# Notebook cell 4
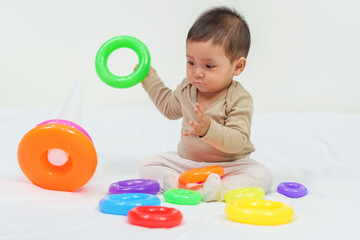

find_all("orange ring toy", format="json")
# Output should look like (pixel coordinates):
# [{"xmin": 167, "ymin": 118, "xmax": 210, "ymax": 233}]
[
  {"xmin": 179, "ymin": 165, "xmax": 224, "ymax": 184},
  {"xmin": 17, "ymin": 123, "xmax": 97, "ymax": 191}
]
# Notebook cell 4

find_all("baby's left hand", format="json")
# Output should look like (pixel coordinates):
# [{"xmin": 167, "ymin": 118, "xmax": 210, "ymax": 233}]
[{"xmin": 183, "ymin": 103, "xmax": 211, "ymax": 137}]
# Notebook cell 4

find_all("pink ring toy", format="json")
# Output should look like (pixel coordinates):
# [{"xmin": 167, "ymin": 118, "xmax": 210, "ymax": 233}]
[{"xmin": 37, "ymin": 119, "xmax": 93, "ymax": 143}]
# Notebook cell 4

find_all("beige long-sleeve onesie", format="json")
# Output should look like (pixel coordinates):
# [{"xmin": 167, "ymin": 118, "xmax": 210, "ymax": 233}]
[
  {"xmin": 142, "ymin": 73, "xmax": 255, "ymax": 162},
  {"xmin": 139, "ymin": 73, "xmax": 272, "ymax": 194}
]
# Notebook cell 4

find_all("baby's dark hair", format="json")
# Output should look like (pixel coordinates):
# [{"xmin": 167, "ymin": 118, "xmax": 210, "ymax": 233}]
[{"xmin": 187, "ymin": 6, "xmax": 251, "ymax": 62}]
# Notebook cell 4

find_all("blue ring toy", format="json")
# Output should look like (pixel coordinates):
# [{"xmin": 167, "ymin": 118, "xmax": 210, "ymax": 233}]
[{"xmin": 99, "ymin": 193, "xmax": 161, "ymax": 215}]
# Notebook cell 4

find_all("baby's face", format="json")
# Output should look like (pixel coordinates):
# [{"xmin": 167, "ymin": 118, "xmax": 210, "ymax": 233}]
[{"xmin": 186, "ymin": 40, "xmax": 239, "ymax": 94}]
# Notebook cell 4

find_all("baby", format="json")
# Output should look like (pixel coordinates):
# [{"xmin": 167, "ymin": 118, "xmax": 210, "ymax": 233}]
[{"xmin": 139, "ymin": 6, "xmax": 272, "ymax": 202}]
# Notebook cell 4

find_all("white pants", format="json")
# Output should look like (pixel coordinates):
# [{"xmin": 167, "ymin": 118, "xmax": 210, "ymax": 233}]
[{"xmin": 139, "ymin": 151, "xmax": 272, "ymax": 196}]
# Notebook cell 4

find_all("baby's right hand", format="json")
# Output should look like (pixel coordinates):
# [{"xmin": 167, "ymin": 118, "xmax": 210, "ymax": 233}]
[{"xmin": 134, "ymin": 65, "xmax": 156, "ymax": 84}]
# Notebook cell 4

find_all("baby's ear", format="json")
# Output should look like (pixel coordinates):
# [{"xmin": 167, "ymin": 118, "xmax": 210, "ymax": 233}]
[{"xmin": 234, "ymin": 57, "xmax": 246, "ymax": 76}]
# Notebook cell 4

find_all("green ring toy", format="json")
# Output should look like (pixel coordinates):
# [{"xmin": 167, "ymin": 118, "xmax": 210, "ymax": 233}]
[
  {"xmin": 95, "ymin": 36, "xmax": 151, "ymax": 89},
  {"xmin": 164, "ymin": 189, "xmax": 202, "ymax": 205}
]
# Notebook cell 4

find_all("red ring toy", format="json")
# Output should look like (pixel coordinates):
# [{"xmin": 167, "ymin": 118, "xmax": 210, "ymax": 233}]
[
  {"xmin": 179, "ymin": 165, "xmax": 224, "ymax": 184},
  {"xmin": 128, "ymin": 206, "xmax": 183, "ymax": 228}
]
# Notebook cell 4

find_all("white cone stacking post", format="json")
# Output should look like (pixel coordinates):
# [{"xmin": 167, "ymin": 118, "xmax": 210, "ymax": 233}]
[
  {"xmin": 58, "ymin": 80, "xmax": 84, "ymax": 124},
  {"xmin": 17, "ymin": 80, "xmax": 98, "ymax": 192},
  {"xmin": 47, "ymin": 80, "xmax": 86, "ymax": 167}
]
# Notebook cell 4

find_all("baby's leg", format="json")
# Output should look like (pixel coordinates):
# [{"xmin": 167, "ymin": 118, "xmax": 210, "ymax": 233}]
[
  {"xmin": 138, "ymin": 151, "xmax": 198, "ymax": 192},
  {"xmin": 221, "ymin": 156, "xmax": 272, "ymax": 199}
]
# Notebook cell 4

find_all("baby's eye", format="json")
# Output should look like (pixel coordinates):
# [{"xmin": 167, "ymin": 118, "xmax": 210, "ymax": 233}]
[
  {"xmin": 206, "ymin": 64, "xmax": 215, "ymax": 69},
  {"xmin": 187, "ymin": 61, "xmax": 195, "ymax": 66}
]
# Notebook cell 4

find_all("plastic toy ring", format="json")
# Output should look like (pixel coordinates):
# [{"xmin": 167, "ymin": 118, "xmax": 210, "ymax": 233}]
[
  {"xmin": 37, "ymin": 119, "xmax": 93, "ymax": 143},
  {"xmin": 17, "ymin": 124, "xmax": 97, "ymax": 191},
  {"xmin": 128, "ymin": 206, "xmax": 183, "ymax": 228},
  {"xmin": 224, "ymin": 187, "xmax": 265, "ymax": 203},
  {"xmin": 179, "ymin": 165, "xmax": 224, "ymax": 184},
  {"xmin": 99, "ymin": 193, "xmax": 161, "ymax": 216},
  {"xmin": 95, "ymin": 35, "xmax": 151, "ymax": 89},
  {"xmin": 225, "ymin": 199, "xmax": 294, "ymax": 225},
  {"xmin": 277, "ymin": 182, "xmax": 308, "ymax": 198},
  {"xmin": 164, "ymin": 189, "xmax": 202, "ymax": 205},
  {"xmin": 108, "ymin": 179, "xmax": 160, "ymax": 195}
]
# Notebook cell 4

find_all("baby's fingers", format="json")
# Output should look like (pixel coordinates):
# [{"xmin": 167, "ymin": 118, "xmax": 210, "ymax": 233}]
[
  {"xmin": 194, "ymin": 103, "xmax": 206, "ymax": 121},
  {"xmin": 194, "ymin": 107, "xmax": 203, "ymax": 122},
  {"xmin": 195, "ymin": 103, "xmax": 205, "ymax": 113},
  {"xmin": 183, "ymin": 130, "xmax": 195, "ymax": 136},
  {"xmin": 184, "ymin": 121, "xmax": 197, "ymax": 136}
]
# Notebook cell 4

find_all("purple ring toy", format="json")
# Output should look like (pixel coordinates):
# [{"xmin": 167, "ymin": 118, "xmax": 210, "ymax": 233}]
[
  {"xmin": 109, "ymin": 179, "xmax": 160, "ymax": 195},
  {"xmin": 277, "ymin": 182, "xmax": 308, "ymax": 198}
]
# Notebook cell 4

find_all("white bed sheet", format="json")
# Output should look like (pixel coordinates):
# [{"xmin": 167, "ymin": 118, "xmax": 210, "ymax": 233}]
[{"xmin": 1, "ymin": 106, "xmax": 359, "ymax": 240}]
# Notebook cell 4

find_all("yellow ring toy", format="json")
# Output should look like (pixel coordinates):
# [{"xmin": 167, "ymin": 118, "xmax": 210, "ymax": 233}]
[
  {"xmin": 225, "ymin": 199, "xmax": 294, "ymax": 225},
  {"xmin": 224, "ymin": 187, "xmax": 265, "ymax": 203}
]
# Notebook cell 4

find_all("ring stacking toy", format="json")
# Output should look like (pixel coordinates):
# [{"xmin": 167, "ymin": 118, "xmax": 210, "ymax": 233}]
[
  {"xmin": 224, "ymin": 187, "xmax": 265, "ymax": 203},
  {"xmin": 95, "ymin": 35, "xmax": 151, "ymax": 89},
  {"xmin": 179, "ymin": 165, "xmax": 224, "ymax": 184},
  {"xmin": 108, "ymin": 179, "xmax": 160, "ymax": 195},
  {"xmin": 37, "ymin": 119, "xmax": 93, "ymax": 143},
  {"xmin": 128, "ymin": 206, "xmax": 183, "ymax": 228},
  {"xmin": 99, "ymin": 193, "xmax": 161, "ymax": 216},
  {"xmin": 225, "ymin": 199, "xmax": 294, "ymax": 225},
  {"xmin": 277, "ymin": 182, "xmax": 308, "ymax": 198},
  {"xmin": 164, "ymin": 189, "xmax": 202, "ymax": 205},
  {"xmin": 17, "ymin": 121, "xmax": 97, "ymax": 191}
]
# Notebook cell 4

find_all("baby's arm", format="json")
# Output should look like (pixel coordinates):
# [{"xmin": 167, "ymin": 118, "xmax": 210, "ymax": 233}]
[
  {"xmin": 141, "ymin": 68, "xmax": 183, "ymax": 120},
  {"xmin": 204, "ymin": 96, "xmax": 253, "ymax": 153},
  {"xmin": 186, "ymin": 96, "xmax": 253, "ymax": 154},
  {"xmin": 140, "ymin": 66, "xmax": 157, "ymax": 85}
]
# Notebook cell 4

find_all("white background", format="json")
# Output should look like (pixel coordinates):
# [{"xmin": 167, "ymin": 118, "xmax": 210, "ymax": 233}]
[{"xmin": 0, "ymin": 0, "xmax": 359, "ymax": 112}]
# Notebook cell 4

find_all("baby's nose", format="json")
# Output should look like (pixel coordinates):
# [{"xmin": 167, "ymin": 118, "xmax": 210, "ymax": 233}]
[{"xmin": 194, "ymin": 69, "xmax": 204, "ymax": 78}]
